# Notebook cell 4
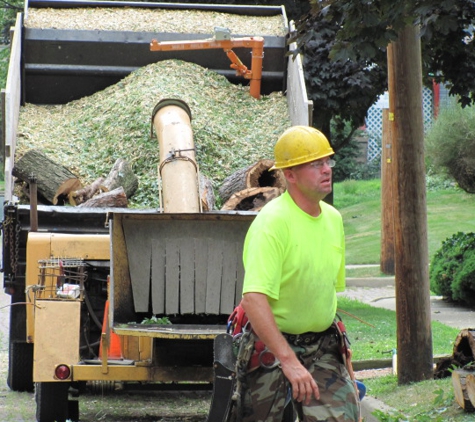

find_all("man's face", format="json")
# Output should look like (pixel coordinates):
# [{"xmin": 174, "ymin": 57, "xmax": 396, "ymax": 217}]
[{"xmin": 286, "ymin": 157, "xmax": 334, "ymax": 201}]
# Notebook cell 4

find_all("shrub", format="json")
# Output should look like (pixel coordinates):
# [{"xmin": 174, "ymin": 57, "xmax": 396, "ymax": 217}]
[
  {"xmin": 430, "ymin": 232, "xmax": 475, "ymax": 305},
  {"xmin": 425, "ymin": 102, "xmax": 475, "ymax": 193}
]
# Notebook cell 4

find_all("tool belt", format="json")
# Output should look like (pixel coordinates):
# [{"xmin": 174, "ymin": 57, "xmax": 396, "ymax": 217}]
[{"xmin": 282, "ymin": 325, "xmax": 338, "ymax": 346}]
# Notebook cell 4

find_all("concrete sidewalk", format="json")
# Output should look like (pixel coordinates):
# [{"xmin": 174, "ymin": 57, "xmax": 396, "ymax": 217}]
[{"xmin": 342, "ymin": 276, "xmax": 475, "ymax": 330}]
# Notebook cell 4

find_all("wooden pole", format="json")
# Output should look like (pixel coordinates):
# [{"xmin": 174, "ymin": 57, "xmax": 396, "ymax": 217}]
[
  {"xmin": 388, "ymin": 26, "xmax": 433, "ymax": 384},
  {"xmin": 380, "ymin": 107, "xmax": 395, "ymax": 275}
]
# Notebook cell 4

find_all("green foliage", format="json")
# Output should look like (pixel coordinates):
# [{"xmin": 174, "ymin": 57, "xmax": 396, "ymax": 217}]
[
  {"xmin": 312, "ymin": 0, "xmax": 475, "ymax": 107},
  {"xmin": 0, "ymin": 0, "xmax": 22, "ymax": 43},
  {"xmin": 425, "ymin": 102, "xmax": 475, "ymax": 193},
  {"xmin": 331, "ymin": 124, "xmax": 365, "ymax": 182},
  {"xmin": 430, "ymin": 232, "xmax": 475, "ymax": 304},
  {"xmin": 140, "ymin": 315, "xmax": 172, "ymax": 325},
  {"xmin": 291, "ymin": 9, "xmax": 387, "ymax": 140}
]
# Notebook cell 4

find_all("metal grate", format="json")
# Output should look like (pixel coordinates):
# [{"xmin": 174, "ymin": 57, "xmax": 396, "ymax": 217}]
[{"xmin": 37, "ymin": 258, "xmax": 87, "ymax": 300}]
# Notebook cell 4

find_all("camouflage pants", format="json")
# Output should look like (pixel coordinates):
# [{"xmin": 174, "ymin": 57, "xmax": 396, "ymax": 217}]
[{"xmin": 241, "ymin": 333, "xmax": 360, "ymax": 422}]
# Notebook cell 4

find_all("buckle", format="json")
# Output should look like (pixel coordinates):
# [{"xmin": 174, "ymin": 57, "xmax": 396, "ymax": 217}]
[{"xmin": 283, "ymin": 327, "xmax": 336, "ymax": 345}]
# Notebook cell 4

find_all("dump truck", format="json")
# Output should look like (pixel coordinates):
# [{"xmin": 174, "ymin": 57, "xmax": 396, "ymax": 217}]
[{"xmin": 1, "ymin": 1, "xmax": 313, "ymax": 421}]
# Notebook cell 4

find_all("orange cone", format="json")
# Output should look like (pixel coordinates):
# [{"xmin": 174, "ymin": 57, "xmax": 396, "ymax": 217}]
[{"xmin": 99, "ymin": 300, "xmax": 123, "ymax": 360}]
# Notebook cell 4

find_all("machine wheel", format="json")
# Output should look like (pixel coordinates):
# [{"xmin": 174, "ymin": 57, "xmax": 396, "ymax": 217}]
[
  {"xmin": 35, "ymin": 382, "xmax": 70, "ymax": 422},
  {"xmin": 7, "ymin": 341, "xmax": 34, "ymax": 392}
]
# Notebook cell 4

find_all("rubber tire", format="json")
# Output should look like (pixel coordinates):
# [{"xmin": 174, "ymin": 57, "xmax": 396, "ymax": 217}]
[
  {"xmin": 35, "ymin": 382, "xmax": 70, "ymax": 422},
  {"xmin": 68, "ymin": 399, "xmax": 80, "ymax": 422},
  {"xmin": 7, "ymin": 341, "xmax": 34, "ymax": 392}
]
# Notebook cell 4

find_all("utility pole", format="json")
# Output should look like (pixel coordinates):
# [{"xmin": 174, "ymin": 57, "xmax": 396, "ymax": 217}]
[
  {"xmin": 380, "ymin": 105, "xmax": 395, "ymax": 275},
  {"xmin": 387, "ymin": 26, "xmax": 433, "ymax": 384}
]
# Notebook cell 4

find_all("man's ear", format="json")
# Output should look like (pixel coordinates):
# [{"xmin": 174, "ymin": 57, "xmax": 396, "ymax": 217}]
[{"xmin": 283, "ymin": 168, "xmax": 296, "ymax": 184}]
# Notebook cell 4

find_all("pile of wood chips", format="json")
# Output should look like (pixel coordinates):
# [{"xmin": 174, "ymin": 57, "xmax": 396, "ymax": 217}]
[
  {"xmin": 25, "ymin": 7, "xmax": 287, "ymax": 36},
  {"xmin": 16, "ymin": 60, "xmax": 291, "ymax": 208}
]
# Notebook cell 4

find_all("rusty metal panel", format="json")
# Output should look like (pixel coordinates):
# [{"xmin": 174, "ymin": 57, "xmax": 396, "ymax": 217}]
[{"xmin": 33, "ymin": 300, "xmax": 80, "ymax": 382}]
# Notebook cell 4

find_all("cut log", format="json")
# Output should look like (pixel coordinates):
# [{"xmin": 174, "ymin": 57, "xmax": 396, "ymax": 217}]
[
  {"xmin": 78, "ymin": 187, "xmax": 128, "ymax": 208},
  {"xmin": 218, "ymin": 159, "xmax": 285, "ymax": 204},
  {"xmin": 102, "ymin": 158, "xmax": 138, "ymax": 198},
  {"xmin": 200, "ymin": 174, "xmax": 215, "ymax": 211},
  {"xmin": 221, "ymin": 187, "xmax": 283, "ymax": 212},
  {"xmin": 69, "ymin": 177, "xmax": 106, "ymax": 205},
  {"xmin": 466, "ymin": 372, "xmax": 475, "ymax": 407},
  {"xmin": 13, "ymin": 149, "xmax": 82, "ymax": 205},
  {"xmin": 452, "ymin": 369, "xmax": 475, "ymax": 411}
]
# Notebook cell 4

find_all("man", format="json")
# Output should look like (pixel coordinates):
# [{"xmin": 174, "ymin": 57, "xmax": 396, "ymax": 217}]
[{"xmin": 240, "ymin": 125, "xmax": 360, "ymax": 421}]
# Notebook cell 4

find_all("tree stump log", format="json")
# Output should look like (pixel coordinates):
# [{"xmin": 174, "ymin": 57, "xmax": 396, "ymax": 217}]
[
  {"xmin": 102, "ymin": 158, "xmax": 138, "ymax": 198},
  {"xmin": 435, "ymin": 329, "xmax": 475, "ymax": 378},
  {"xmin": 221, "ymin": 187, "xmax": 283, "ymax": 212},
  {"xmin": 78, "ymin": 187, "xmax": 128, "ymax": 208},
  {"xmin": 69, "ymin": 177, "xmax": 106, "ymax": 205},
  {"xmin": 200, "ymin": 174, "xmax": 215, "ymax": 211},
  {"xmin": 218, "ymin": 159, "xmax": 285, "ymax": 203},
  {"xmin": 452, "ymin": 369, "xmax": 475, "ymax": 411},
  {"xmin": 13, "ymin": 149, "xmax": 82, "ymax": 205}
]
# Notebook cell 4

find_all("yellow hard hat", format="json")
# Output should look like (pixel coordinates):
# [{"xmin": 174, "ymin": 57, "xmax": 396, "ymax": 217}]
[{"xmin": 270, "ymin": 126, "xmax": 334, "ymax": 170}]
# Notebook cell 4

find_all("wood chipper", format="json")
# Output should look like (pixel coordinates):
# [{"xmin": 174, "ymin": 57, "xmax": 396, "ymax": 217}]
[
  {"xmin": 1, "ymin": 1, "xmax": 313, "ymax": 421},
  {"xmin": 19, "ymin": 98, "xmax": 255, "ymax": 421}
]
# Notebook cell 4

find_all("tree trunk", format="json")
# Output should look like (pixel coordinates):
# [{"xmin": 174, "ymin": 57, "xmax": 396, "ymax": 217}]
[
  {"xmin": 218, "ymin": 159, "xmax": 285, "ymax": 204},
  {"xmin": 102, "ymin": 158, "xmax": 138, "ymax": 198},
  {"xmin": 200, "ymin": 174, "xmax": 215, "ymax": 211},
  {"xmin": 452, "ymin": 369, "xmax": 475, "ymax": 411},
  {"xmin": 221, "ymin": 187, "xmax": 283, "ymax": 211},
  {"xmin": 78, "ymin": 187, "xmax": 128, "ymax": 208},
  {"xmin": 13, "ymin": 149, "xmax": 82, "ymax": 205}
]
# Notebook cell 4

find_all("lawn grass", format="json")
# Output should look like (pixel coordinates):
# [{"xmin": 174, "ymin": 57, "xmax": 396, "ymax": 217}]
[
  {"xmin": 337, "ymin": 297, "xmax": 459, "ymax": 362},
  {"xmin": 346, "ymin": 265, "xmax": 391, "ymax": 278},
  {"xmin": 334, "ymin": 179, "xmax": 475, "ymax": 265},
  {"xmin": 364, "ymin": 375, "xmax": 474, "ymax": 421}
]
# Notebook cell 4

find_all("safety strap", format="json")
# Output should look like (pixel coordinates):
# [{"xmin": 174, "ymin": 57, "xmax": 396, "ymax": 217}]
[{"xmin": 227, "ymin": 301, "xmax": 248, "ymax": 336}]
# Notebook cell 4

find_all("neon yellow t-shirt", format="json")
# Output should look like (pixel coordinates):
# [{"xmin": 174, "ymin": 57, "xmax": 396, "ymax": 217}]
[{"xmin": 242, "ymin": 191, "xmax": 345, "ymax": 334}]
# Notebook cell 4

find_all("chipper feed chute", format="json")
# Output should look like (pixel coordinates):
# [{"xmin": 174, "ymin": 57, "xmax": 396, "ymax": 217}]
[
  {"xmin": 109, "ymin": 99, "xmax": 255, "ymax": 384},
  {"xmin": 151, "ymin": 99, "xmax": 201, "ymax": 213}
]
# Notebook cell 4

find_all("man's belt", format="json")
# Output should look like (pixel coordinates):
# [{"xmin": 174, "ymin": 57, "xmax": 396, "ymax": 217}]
[{"xmin": 282, "ymin": 325, "xmax": 338, "ymax": 345}]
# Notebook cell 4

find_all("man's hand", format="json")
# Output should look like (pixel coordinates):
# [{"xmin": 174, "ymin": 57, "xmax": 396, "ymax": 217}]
[{"xmin": 281, "ymin": 355, "xmax": 320, "ymax": 404}]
